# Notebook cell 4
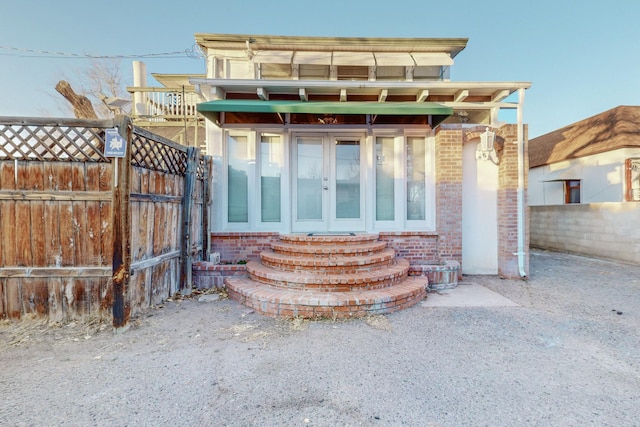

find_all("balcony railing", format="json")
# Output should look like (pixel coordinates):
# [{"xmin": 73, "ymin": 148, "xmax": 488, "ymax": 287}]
[{"xmin": 127, "ymin": 87, "xmax": 202, "ymax": 124}]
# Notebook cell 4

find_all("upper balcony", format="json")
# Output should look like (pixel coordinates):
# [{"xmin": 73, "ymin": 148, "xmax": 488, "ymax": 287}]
[
  {"xmin": 126, "ymin": 68, "xmax": 207, "ymax": 149},
  {"xmin": 126, "ymin": 87, "xmax": 202, "ymax": 126}
]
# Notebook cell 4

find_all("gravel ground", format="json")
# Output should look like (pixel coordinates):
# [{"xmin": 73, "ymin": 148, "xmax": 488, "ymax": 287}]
[{"xmin": 1, "ymin": 249, "xmax": 639, "ymax": 426}]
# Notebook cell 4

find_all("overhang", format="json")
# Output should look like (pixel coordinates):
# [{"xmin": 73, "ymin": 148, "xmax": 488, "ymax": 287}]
[
  {"xmin": 540, "ymin": 167, "xmax": 583, "ymax": 182},
  {"xmin": 197, "ymin": 99, "xmax": 452, "ymax": 116}
]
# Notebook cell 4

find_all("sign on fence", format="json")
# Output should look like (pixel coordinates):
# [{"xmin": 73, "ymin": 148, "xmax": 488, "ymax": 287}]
[{"xmin": 104, "ymin": 128, "xmax": 126, "ymax": 157}]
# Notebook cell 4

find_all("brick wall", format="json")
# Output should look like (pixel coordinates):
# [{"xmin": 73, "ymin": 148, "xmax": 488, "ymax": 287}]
[
  {"xmin": 192, "ymin": 262, "xmax": 247, "ymax": 289},
  {"xmin": 435, "ymin": 129, "xmax": 463, "ymax": 266},
  {"xmin": 496, "ymin": 125, "xmax": 528, "ymax": 278},
  {"xmin": 378, "ymin": 232, "xmax": 439, "ymax": 263},
  {"xmin": 208, "ymin": 125, "xmax": 529, "ymax": 279},
  {"xmin": 210, "ymin": 232, "xmax": 280, "ymax": 263}
]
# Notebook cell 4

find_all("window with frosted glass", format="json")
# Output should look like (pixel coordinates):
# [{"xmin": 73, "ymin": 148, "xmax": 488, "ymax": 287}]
[
  {"xmin": 406, "ymin": 137, "xmax": 426, "ymax": 220},
  {"xmin": 296, "ymin": 138, "xmax": 323, "ymax": 220},
  {"xmin": 335, "ymin": 140, "xmax": 360, "ymax": 219},
  {"xmin": 375, "ymin": 137, "xmax": 395, "ymax": 220},
  {"xmin": 260, "ymin": 134, "xmax": 282, "ymax": 222},
  {"xmin": 227, "ymin": 135, "xmax": 249, "ymax": 222}
]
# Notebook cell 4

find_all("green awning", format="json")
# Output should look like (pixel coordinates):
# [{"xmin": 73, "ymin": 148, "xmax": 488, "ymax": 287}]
[{"xmin": 197, "ymin": 100, "xmax": 452, "ymax": 116}]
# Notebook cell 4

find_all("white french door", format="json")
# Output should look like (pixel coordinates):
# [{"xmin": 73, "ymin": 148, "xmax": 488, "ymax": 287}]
[{"xmin": 292, "ymin": 134, "xmax": 365, "ymax": 232}]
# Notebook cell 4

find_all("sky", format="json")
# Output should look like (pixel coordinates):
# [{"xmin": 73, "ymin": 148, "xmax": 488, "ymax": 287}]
[{"xmin": 1, "ymin": 0, "xmax": 639, "ymax": 138}]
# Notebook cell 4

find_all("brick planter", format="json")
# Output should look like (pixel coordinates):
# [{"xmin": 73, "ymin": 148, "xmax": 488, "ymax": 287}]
[
  {"xmin": 192, "ymin": 262, "xmax": 248, "ymax": 289},
  {"xmin": 408, "ymin": 260, "xmax": 460, "ymax": 291}
]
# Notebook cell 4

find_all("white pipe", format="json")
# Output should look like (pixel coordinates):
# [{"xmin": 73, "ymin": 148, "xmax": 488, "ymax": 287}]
[{"xmin": 516, "ymin": 88, "xmax": 527, "ymax": 278}]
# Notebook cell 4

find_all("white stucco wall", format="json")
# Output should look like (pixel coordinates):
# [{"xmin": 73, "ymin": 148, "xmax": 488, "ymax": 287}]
[
  {"xmin": 529, "ymin": 148, "xmax": 640, "ymax": 205},
  {"xmin": 462, "ymin": 140, "xmax": 498, "ymax": 274},
  {"xmin": 530, "ymin": 203, "xmax": 640, "ymax": 264}
]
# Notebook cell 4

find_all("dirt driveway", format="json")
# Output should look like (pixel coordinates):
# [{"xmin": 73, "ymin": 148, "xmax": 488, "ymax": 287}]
[{"xmin": 1, "ymin": 249, "xmax": 639, "ymax": 426}]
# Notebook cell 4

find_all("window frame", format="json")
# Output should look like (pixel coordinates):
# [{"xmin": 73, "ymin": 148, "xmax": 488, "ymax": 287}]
[
  {"xmin": 372, "ymin": 132, "xmax": 436, "ymax": 231},
  {"xmin": 626, "ymin": 158, "xmax": 640, "ymax": 202},
  {"xmin": 564, "ymin": 180, "xmax": 581, "ymax": 204}
]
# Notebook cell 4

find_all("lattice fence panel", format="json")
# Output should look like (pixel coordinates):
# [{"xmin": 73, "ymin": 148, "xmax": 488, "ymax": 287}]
[
  {"xmin": 0, "ymin": 123, "xmax": 109, "ymax": 162},
  {"xmin": 131, "ymin": 127, "xmax": 188, "ymax": 176}
]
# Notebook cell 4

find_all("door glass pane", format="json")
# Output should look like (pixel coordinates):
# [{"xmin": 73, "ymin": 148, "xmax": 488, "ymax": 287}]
[
  {"xmin": 260, "ymin": 134, "xmax": 282, "ymax": 222},
  {"xmin": 375, "ymin": 137, "xmax": 395, "ymax": 220},
  {"xmin": 335, "ymin": 140, "xmax": 360, "ymax": 219},
  {"xmin": 297, "ymin": 138, "xmax": 323, "ymax": 220},
  {"xmin": 228, "ymin": 135, "xmax": 249, "ymax": 222},
  {"xmin": 407, "ymin": 137, "xmax": 426, "ymax": 220}
]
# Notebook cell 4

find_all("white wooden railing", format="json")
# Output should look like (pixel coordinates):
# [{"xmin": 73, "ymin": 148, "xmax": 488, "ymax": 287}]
[{"xmin": 128, "ymin": 87, "xmax": 201, "ymax": 122}]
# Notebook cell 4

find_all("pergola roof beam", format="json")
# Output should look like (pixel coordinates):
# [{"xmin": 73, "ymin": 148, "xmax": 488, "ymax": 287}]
[
  {"xmin": 257, "ymin": 87, "xmax": 269, "ymax": 100},
  {"xmin": 454, "ymin": 89, "xmax": 469, "ymax": 102}
]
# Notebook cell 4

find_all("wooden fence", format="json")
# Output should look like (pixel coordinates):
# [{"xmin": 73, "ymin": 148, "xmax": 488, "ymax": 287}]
[{"xmin": 0, "ymin": 116, "xmax": 210, "ymax": 330}]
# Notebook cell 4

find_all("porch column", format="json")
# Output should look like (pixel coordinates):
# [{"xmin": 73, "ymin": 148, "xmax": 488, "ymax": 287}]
[
  {"xmin": 496, "ymin": 124, "xmax": 529, "ymax": 278},
  {"xmin": 435, "ymin": 128, "xmax": 463, "ymax": 273}
]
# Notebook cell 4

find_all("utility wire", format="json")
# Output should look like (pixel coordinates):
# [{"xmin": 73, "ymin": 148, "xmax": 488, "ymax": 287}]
[{"xmin": 0, "ymin": 44, "xmax": 202, "ymax": 59}]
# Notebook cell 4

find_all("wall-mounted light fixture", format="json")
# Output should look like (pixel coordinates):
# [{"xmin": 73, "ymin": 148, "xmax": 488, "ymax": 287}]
[{"xmin": 476, "ymin": 127, "xmax": 496, "ymax": 161}]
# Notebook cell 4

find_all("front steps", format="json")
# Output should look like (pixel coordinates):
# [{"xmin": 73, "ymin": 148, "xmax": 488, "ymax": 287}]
[{"xmin": 225, "ymin": 233, "xmax": 427, "ymax": 319}]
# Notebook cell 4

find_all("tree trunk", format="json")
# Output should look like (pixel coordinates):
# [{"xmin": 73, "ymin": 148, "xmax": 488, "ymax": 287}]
[{"xmin": 55, "ymin": 80, "xmax": 98, "ymax": 119}]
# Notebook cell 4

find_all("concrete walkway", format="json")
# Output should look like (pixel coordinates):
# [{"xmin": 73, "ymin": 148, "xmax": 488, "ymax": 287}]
[{"xmin": 422, "ymin": 281, "xmax": 520, "ymax": 307}]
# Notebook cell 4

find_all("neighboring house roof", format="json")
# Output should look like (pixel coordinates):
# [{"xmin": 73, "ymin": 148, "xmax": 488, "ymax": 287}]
[{"xmin": 529, "ymin": 105, "xmax": 640, "ymax": 168}]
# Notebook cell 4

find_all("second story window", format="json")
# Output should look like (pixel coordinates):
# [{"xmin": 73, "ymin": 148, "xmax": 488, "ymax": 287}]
[
  {"xmin": 376, "ymin": 66, "xmax": 406, "ymax": 81},
  {"xmin": 337, "ymin": 66, "xmax": 369, "ymax": 81},
  {"xmin": 260, "ymin": 63, "xmax": 291, "ymax": 79},
  {"xmin": 299, "ymin": 64, "xmax": 330, "ymax": 80}
]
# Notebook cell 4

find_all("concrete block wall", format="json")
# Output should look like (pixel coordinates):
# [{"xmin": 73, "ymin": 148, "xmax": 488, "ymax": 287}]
[{"xmin": 530, "ymin": 203, "xmax": 640, "ymax": 264}]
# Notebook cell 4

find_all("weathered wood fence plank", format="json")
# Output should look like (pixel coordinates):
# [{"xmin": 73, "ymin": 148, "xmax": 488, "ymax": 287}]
[{"xmin": 0, "ymin": 116, "xmax": 211, "ymax": 326}]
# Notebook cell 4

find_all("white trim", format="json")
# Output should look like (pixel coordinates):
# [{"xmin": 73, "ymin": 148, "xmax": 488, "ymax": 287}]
[
  {"xmin": 216, "ymin": 127, "xmax": 436, "ymax": 234},
  {"xmin": 374, "ymin": 52, "xmax": 415, "ymax": 66},
  {"xmin": 252, "ymin": 50, "xmax": 293, "ymax": 64},
  {"xmin": 411, "ymin": 52, "xmax": 454, "ymax": 66},
  {"xmin": 290, "ymin": 132, "xmax": 367, "ymax": 233},
  {"xmin": 222, "ymin": 130, "xmax": 255, "ymax": 231},
  {"xmin": 332, "ymin": 51, "xmax": 376, "ymax": 66},
  {"xmin": 404, "ymin": 134, "xmax": 436, "ymax": 231}
]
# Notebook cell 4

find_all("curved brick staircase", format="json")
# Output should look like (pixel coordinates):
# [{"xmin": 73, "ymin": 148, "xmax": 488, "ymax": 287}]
[{"xmin": 225, "ymin": 233, "xmax": 428, "ymax": 318}]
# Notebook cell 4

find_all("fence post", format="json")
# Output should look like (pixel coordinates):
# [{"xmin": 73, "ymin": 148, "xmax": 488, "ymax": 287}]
[
  {"xmin": 201, "ymin": 156, "xmax": 211, "ymax": 262},
  {"xmin": 180, "ymin": 146, "xmax": 199, "ymax": 294},
  {"xmin": 112, "ymin": 116, "xmax": 132, "ymax": 332}
]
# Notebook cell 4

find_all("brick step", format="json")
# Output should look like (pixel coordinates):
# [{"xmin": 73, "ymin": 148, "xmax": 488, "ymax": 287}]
[
  {"xmin": 278, "ymin": 233, "xmax": 380, "ymax": 246},
  {"xmin": 225, "ymin": 276, "xmax": 428, "ymax": 319},
  {"xmin": 259, "ymin": 248, "xmax": 396, "ymax": 272},
  {"xmin": 270, "ymin": 240, "xmax": 388, "ymax": 256},
  {"xmin": 245, "ymin": 258, "xmax": 410, "ymax": 291}
]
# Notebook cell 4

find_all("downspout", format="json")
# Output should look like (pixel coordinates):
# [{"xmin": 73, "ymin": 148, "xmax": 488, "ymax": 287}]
[{"xmin": 516, "ymin": 88, "xmax": 527, "ymax": 278}]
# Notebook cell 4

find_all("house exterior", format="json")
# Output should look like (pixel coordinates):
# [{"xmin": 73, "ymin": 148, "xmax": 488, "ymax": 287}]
[
  {"xmin": 186, "ymin": 33, "xmax": 531, "ymax": 282},
  {"xmin": 126, "ymin": 61, "xmax": 207, "ymax": 149},
  {"xmin": 529, "ymin": 106, "xmax": 640, "ymax": 263}
]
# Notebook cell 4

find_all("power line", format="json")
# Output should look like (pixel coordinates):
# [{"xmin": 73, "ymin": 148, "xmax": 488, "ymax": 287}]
[{"xmin": 0, "ymin": 44, "xmax": 200, "ymax": 59}]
